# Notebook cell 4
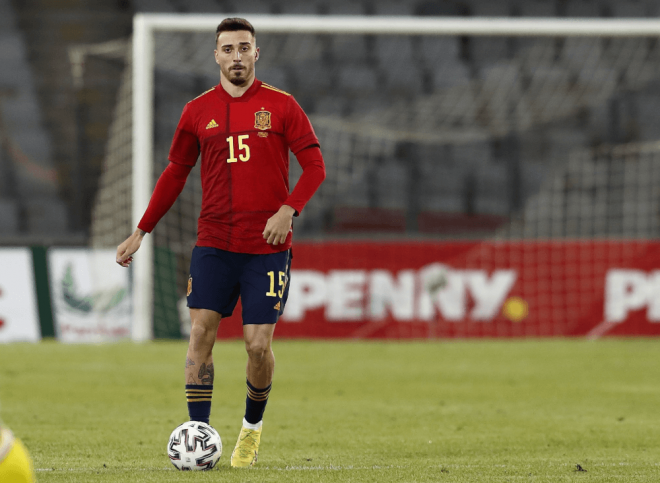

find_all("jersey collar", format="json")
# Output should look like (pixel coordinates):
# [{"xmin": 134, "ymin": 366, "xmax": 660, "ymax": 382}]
[{"xmin": 215, "ymin": 78, "xmax": 262, "ymax": 103}]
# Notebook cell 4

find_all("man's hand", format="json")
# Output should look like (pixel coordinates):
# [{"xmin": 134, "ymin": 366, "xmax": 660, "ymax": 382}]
[
  {"xmin": 263, "ymin": 205, "xmax": 295, "ymax": 246},
  {"xmin": 116, "ymin": 229, "xmax": 146, "ymax": 267}
]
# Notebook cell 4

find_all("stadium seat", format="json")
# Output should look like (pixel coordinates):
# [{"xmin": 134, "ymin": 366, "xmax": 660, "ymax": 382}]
[
  {"xmin": 25, "ymin": 198, "xmax": 69, "ymax": 234},
  {"xmin": 176, "ymin": 0, "xmax": 225, "ymax": 13},
  {"xmin": 372, "ymin": 1, "xmax": 415, "ymax": 16},
  {"xmin": 336, "ymin": 64, "xmax": 379, "ymax": 94},
  {"xmin": 0, "ymin": 199, "xmax": 19, "ymax": 235},
  {"xmin": 226, "ymin": 0, "xmax": 273, "ymax": 14},
  {"xmin": 345, "ymin": 94, "xmax": 390, "ymax": 116},
  {"xmin": 471, "ymin": 1, "xmax": 513, "ymax": 16},
  {"xmin": 475, "ymin": 164, "xmax": 510, "ymax": 215},
  {"xmin": 373, "ymin": 36, "xmax": 415, "ymax": 69},
  {"xmin": 278, "ymin": 0, "xmax": 320, "ymax": 14},
  {"xmin": 635, "ymin": 95, "xmax": 660, "ymax": 141},
  {"xmin": 419, "ymin": 36, "xmax": 461, "ymax": 66},
  {"xmin": 645, "ymin": 0, "xmax": 660, "ymax": 16},
  {"xmin": 1, "ymin": 91, "xmax": 43, "ymax": 128},
  {"xmin": 0, "ymin": 29, "xmax": 25, "ymax": 59},
  {"xmin": 561, "ymin": 38, "xmax": 604, "ymax": 70},
  {"xmin": 375, "ymin": 158, "xmax": 409, "ymax": 209},
  {"xmin": 313, "ymin": 95, "xmax": 349, "ymax": 116},
  {"xmin": 380, "ymin": 66, "xmax": 425, "ymax": 97},
  {"xmin": 419, "ymin": 87, "xmax": 479, "ymax": 129},
  {"xmin": 414, "ymin": 1, "xmax": 461, "ymax": 16},
  {"xmin": 417, "ymin": 146, "xmax": 465, "ymax": 212},
  {"xmin": 323, "ymin": 0, "xmax": 366, "ymax": 15},
  {"xmin": 611, "ymin": 1, "xmax": 647, "ymax": 17},
  {"xmin": 565, "ymin": 0, "xmax": 604, "ymax": 17},
  {"xmin": 453, "ymin": 142, "xmax": 492, "ymax": 167},
  {"xmin": 431, "ymin": 62, "xmax": 471, "ymax": 91},
  {"xmin": 477, "ymin": 64, "xmax": 523, "ymax": 125},
  {"xmin": 545, "ymin": 128, "xmax": 587, "ymax": 164},
  {"xmin": 419, "ymin": 194, "xmax": 464, "ymax": 213},
  {"xmin": 291, "ymin": 60, "xmax": 334, "ymax": 93},
  {"xmin": 517, "ymin": 0, "xmax": 556, "ymax": 17},
  {"xmin": 132, "ymin": 0, "xmax": 177, "ymax": 12},
  {"xmin": 258, "ymin": 66, "xmax": 290, "ymax": 92},
  {"xmin": 330, "ymin": 206, "xmax": 407, "ymax": 233},
  {"xmin": 0, "ymin": 0, "xmax": 17, "ymax": 30},
  {"xmin": 470, "ymin": 37, "xmax": 510, "ymax": 67},
  {"xmin": 329, "ymin": 35, "xmax": 370, "ymax": 64}
]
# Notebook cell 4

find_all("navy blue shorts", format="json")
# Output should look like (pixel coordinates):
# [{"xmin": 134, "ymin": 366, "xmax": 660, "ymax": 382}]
[{"xmin": 187, "ymin": 246, "xmax": 291, "ymax": 325}]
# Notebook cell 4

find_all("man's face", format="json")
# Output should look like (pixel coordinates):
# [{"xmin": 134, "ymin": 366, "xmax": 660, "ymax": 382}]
[{"xmin": 214, "ymin": 30, "xmax": 259, "ymax": 86}]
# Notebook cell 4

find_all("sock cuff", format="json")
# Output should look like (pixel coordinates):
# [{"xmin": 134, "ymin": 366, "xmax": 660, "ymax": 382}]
[
  {"xmin": 186, "ymin": 384, "xmax": 213, "ymax": 402},
  {"xmin": 243, "ymin": 418, "xmax": 263, "ymax": 430},
  {"xmin": 246, "ymin": 380, "xmax": 271, "ymax": 402},
  {"xmin": 246, "ymin": 379, "xmax": 271, "ymax": 393},
  {"xmin": 186, "ymin": 384, "xmax": 213, "ymax": 391}
]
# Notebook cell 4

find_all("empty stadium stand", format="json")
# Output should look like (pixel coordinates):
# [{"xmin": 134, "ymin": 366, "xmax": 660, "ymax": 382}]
[{"xmin": 3, "ymin": 0, "xmax": 660, "ymax": 242}]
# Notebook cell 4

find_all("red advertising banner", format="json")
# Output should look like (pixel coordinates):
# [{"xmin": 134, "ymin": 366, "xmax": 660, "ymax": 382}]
[{"xmin": 217, "ymin": 241, "xmax": 660, "ymax": 339}]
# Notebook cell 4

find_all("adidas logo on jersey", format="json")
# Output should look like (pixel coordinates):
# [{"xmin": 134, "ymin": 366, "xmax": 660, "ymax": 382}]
[
  {"xmin": 273, "ymin": 301, "xmax": 281, "ymax": 311},
  {"xmin": 206, "ymin": 119, "xmax": 219, "ymax": 129}
]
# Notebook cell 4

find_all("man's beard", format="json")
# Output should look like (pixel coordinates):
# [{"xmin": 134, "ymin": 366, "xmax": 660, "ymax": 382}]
[{"xmin": 228, "ymin": 68, "xmax": 249, "ymax": 86}]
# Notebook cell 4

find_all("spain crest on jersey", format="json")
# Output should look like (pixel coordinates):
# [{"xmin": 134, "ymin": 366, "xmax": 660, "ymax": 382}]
[{"xmin": 254, "ymin": 110, "xmax": 272, "ymax": 130}]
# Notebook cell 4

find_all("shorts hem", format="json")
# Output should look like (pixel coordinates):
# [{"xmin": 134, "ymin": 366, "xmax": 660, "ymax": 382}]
[
  {"xmin": 241, "ymin": 320, "xmax": 279, "ymax": 326},
  {"xmin": 187, "ymin": 305, "xmax": 232, "ymax": 318}
]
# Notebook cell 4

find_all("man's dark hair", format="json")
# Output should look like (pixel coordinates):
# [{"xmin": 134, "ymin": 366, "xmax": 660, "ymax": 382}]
[{"xmin": 216, "ymin": 18, "xmax": 255, "ymax": 43}]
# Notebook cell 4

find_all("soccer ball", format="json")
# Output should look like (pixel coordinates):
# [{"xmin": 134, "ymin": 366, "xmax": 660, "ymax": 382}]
[{"xmin": 167, "ymin": 421, "xmax": 222, "ymax": 471}]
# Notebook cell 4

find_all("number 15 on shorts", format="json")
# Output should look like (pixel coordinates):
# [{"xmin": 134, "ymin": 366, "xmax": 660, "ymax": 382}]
[{"xmin": 266, "ymin": 271, "xmax": 287, "ymax": 298}]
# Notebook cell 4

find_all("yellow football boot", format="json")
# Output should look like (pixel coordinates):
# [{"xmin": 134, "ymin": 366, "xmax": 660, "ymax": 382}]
[{"xmin": 230, "ymin": 422, "xmax": 261, "ymax": 468}]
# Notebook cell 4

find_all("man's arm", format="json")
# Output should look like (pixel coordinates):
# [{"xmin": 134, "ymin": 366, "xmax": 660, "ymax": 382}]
[
  {"xmin": 262, "ymin": 146, "xmax": 326, "ymax": 246},
  {"xmin": 116, "ymin": 161, "xmax": 192, "ymax": 266}
]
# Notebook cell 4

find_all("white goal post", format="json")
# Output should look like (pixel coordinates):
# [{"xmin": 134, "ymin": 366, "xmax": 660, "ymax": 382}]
[{"xmin": 131, "ymin": 14, "xmax": 660, "ymax": 341}]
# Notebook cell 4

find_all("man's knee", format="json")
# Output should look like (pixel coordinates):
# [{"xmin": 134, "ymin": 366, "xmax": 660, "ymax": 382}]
[
  {"xmin": 245, "ymin": 337, "xmax": 271, "ymax": 361},
  {"xmin": 189, "ymin": 310, "xmax": 221, "ymax": 351},
  {"xmin": 191, "ymin": 321, "xmax": 216, "ymax": 340}
]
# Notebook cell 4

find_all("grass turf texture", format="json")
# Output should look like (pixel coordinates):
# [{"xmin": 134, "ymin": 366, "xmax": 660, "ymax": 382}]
[{"xmin": 1, "ymin": 339, "xmax": 659, "ymax": 482}]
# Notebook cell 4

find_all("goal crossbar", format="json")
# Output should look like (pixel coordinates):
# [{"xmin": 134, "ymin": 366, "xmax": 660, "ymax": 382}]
[
  {"xmin": 136, "ymin": 14, "xmax": 660, "ymax": 36},
  {"xmin": 131, "ymin": 14, "xmax": 660, "ymax": 341}
]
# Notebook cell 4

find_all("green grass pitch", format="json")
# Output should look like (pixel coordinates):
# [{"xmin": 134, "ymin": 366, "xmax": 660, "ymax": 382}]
[{"xmin": 1, "ymin": 339, "xmax": 660, "ymax": 482}]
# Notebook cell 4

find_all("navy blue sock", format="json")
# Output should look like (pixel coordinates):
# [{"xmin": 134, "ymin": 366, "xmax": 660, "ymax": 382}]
[
  {"xmin": 186, "ymin": 384, "xmax": 213, "ymax": 424},
  {"xmin": 244, "ymin": 379, "xmax": 271, "ymax": 425}
]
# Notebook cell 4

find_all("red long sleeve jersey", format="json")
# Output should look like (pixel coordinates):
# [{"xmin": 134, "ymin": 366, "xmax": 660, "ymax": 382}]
[{"xmin": 155, "ymin": 79, "xmax": 323, "ymax": 254}]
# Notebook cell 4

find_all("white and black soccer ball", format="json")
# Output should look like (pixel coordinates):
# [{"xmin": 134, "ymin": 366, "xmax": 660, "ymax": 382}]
[{"xmin": 167, "ymin": 421, "xmax": 222, "ymax": 471}]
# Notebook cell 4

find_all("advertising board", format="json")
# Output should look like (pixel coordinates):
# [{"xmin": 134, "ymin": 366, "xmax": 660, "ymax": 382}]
[
  {"xmin": 216, "ymin": 241, "xmax": 660, "ymax": 338},
  {"xmin": 49, "ymin": 249, "xmax": 132, "ymax": 343},
  {"xmin": 0, "ymin": 248, "xmax": 41, "ymax": 343}
]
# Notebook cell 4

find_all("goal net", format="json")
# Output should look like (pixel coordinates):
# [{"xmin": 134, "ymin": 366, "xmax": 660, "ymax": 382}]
[{"xmin": 90, "ymin": 15, "xmax": 660, "ymax": 340}]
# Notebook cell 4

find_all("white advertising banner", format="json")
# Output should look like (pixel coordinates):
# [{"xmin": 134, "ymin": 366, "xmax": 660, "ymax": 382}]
[
  {"xmin": 49, "ymin": 249, "xmax": 132, "ymax": 343},
  {"xmin": 0, "ymin": 248, "xmax": 41, "ymax": 343}
]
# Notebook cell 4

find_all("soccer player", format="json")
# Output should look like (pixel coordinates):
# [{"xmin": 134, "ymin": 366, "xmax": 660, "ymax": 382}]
[
  {"xmin": 0, "ymin": 422, "xmax": 36, "ymax": 482},
  {"xmin": 116, "ymin": 18, "xmax": 325, "ymax": 468}
]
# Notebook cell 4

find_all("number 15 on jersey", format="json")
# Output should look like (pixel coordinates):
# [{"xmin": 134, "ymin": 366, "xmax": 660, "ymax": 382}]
[{"xmin": 226, "ymin": 135, "xmax": 250, "ymax": 163}]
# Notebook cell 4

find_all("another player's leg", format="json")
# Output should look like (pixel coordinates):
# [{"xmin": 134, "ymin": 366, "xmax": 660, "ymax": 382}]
[
  {"xmin": 231, "ymin": 323, "xmax": 276, "ymax": 468},
  {"xmin": 0, "ymin": 427, "xmax": 36, "ymax": 483},
  {"xmin": 185, "ymin": 308, "xmax": 221, "ymax": 423}
]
